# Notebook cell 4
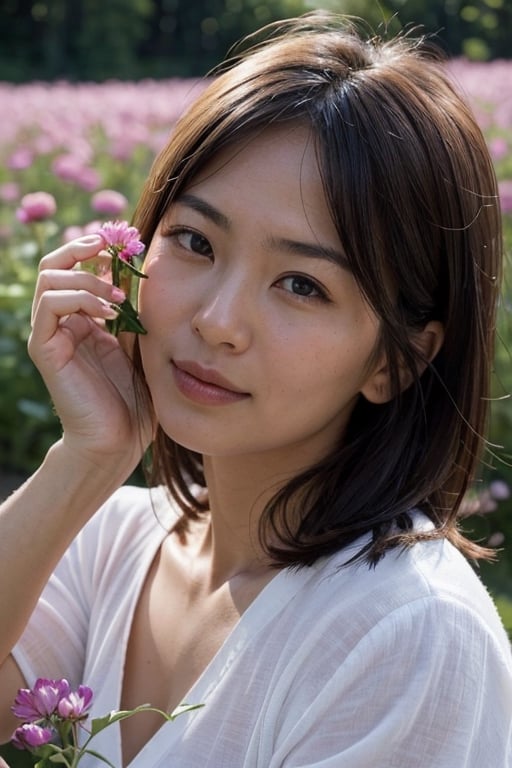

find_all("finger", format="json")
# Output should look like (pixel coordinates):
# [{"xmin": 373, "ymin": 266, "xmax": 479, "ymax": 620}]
[
  {"xmin": 30, "ymin": 289, "xmax": 119, "ymax": 346},
  {"xmin": 33, "ymin": 268, "xmax": 125, "ymax": 316},
  {"xmin": 39, "ymin": 234, "xmax": 105, "ymax": 272}
]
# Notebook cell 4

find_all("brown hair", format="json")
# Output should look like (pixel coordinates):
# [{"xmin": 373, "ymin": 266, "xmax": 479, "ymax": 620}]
[{"xmin": 132, "ymin": 12, "xmax": 502, "ymax": 567}]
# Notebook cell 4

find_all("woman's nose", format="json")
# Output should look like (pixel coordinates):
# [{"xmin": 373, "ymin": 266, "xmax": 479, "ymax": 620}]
[{"xmin": 191, "ymin": 273, "xmax": 253, "ymax": 352}]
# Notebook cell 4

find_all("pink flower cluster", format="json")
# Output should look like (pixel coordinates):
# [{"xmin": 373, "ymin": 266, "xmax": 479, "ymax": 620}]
[
  {"xmin": 98, "ymin": 219, "xmax": 145, "ymax": 262},
  {"xmin": 11, "ymin": 677, "xmax": 93, "ymax": 750}
]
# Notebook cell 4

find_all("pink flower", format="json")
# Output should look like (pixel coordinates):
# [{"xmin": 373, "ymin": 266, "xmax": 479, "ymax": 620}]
[
  {"xmin": 7, "ymin": 148, "xmax": 34, "ymax": 170},
  {"xmin": 98, "ymin": 219, "xmax": 145, "ymax": 262},
  {"xmin": 57, "ymin": 685, "xmax": 93, "ymax": 720},
  {"xmin": 12, "ymin": 723, "xmax": 54, "ymax": 750},
  {"xmin": 51, "ymin": 155, "xmax": 101, "ymax": 191},
  {"xmin": 16, "ymin": 192, "xmax": 57, "ymax": 224},
  {"xmin": 91, "ymin": 189, "xmax": 128, "ymax": 216},
  {"xmin": 12, "ymin": 678, "xmax": 70, "ymax": 721}
]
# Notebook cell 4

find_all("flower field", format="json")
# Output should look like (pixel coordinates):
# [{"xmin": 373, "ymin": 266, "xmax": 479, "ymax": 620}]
[{"xmin": 0, "ymin": 62, "xmax": 512, "ymax": 616}]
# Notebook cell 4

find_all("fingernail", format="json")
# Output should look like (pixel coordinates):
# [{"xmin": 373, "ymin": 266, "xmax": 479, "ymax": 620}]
[
  {"xmin": 102, "ymin": 302, "xmax": 120, "ymax": 319},
  {"xmin": 111, "ymin": 287, "xmax": 126, "ymax": 302}
]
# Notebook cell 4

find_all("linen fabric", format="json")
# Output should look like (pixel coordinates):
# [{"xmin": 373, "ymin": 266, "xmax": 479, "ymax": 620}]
[{"xmin": 12, "ymin": 485, "xmax": 512, "ymax": 767}]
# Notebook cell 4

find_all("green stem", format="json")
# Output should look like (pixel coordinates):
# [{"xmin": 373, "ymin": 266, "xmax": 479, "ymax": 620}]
[
  {"xmin": 32, "ymin": 221, "xmax": 46, "ymax": 262},
  {"xmin": 108, "ymin": 248, "xmax": 121, "ymax": 335},
  {"xmin": 111, "ymin": 248, "xmax": 120, "ymax": 288}
]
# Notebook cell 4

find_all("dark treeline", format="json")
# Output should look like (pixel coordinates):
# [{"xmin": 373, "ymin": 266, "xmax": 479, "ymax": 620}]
[{"xmin": 0, "ymin": 0, "xmax": 511, "ymax": 82}]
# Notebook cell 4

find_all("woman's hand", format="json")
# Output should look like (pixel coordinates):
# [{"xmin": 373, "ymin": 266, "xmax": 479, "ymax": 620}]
[{"xmin": 28, "ymin": 234, "xmax": 152, "ymax": 475}]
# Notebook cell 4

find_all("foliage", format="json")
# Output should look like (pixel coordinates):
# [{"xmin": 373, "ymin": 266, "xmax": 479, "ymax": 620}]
[
  {"xmin": 0, "ymin": 0, "xmax": 511, "ymax": 83},
  {"xmin": 325, "ymin": 0, "xmax": 512, "ymax": 59}
]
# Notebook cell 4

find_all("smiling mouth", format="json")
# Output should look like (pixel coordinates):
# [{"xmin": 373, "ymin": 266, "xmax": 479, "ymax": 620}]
[{"xmin": 171, "ymin": 360, "xmax": 250, "ymax": 405}]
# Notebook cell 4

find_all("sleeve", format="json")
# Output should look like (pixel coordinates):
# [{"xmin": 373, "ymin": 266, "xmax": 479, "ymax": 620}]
[
  {"xmin": 10, "ymin": 491, "xmax": 123, "ymax": 688},
  {"xmin": 270, "ymin": 596, "xmax": 512, "ymax": 768}
]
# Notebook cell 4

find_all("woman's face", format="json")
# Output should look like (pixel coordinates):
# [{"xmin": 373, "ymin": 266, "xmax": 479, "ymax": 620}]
[{"xmin": 138, "ymin": 124, "xmax": 382, "ymax": 471}]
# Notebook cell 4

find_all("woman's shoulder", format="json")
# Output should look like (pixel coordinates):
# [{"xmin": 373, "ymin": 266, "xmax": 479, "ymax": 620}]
[
  {"xmin": 88, "ymin": 483, "xmax": 179, "ymax": 535},
  {"xmin": 305, "ymin": 514, "xmax": 511, "ymax": 659},
  {"xmin": 71, "ymin": 484, "xmax": 181, "ymax": 581}
]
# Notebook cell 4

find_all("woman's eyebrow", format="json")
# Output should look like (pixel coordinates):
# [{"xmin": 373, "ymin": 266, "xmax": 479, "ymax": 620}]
[
  {"xmin": 176, "ymin": 193, "xmax": 231, "ymax": 230},
  {"xmin": 269, "ymin": 236, "xmax": 349, "ymax": 268},
  {"xmin": 176, "ymin": 192, "xmax": 348, "ymax": 268}
]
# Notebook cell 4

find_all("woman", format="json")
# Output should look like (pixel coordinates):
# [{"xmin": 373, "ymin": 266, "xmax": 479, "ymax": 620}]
[{"xmin": 0, "ymin": 12, "xmax": 510, "ymax": 767}]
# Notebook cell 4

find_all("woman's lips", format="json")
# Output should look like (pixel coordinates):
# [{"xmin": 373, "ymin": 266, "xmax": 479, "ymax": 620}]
[{"xmin": 171, "ymin": 360, "xmax": 250, "ymax": 405}]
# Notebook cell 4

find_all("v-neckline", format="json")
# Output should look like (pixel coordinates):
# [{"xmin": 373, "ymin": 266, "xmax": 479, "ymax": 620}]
[{"xmin": 123, "ymin": 555, "xmax": 322, "ymax": 766}]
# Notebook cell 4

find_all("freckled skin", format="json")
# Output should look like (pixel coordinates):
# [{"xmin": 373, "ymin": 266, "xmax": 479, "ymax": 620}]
[{"xmin": 139, "ymin": 124, "xmax": 381, "ymax": 473}]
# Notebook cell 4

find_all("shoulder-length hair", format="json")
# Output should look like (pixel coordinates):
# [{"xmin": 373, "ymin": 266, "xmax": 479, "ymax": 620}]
[{"xmin": 132, "ymin": 11, "xmax": 502, "ymax": 567}]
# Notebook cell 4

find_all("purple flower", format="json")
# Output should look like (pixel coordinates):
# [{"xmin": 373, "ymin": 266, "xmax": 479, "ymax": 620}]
[
  {"xmin": 91, "ymin": 189, "xmax": 128, "ymax": 216},
  {"xmin": 12, "ymin": 722, "xmax": 54, "ymax": 750},
  {"xmin": 57, "ymin": 685, "xmax": 93, "ymax": 720},
  {"xmin": 16, "ymin": 192, "xmax": 57, "ymax": 224},
  {"xmin": 12, "ymin": 678, "xmax": 70, "ymax": 721},
  {"xmin": 98, "ymin": 219, "xmax": 145, "ymax": 263}
]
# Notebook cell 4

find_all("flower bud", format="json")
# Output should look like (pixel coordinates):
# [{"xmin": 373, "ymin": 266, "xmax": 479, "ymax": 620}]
[
  {"xmin": 16, "ymin": 191, "xmax": 57, "ymax": 223},
  {"xmin": 91, "ymin": 189, "xmax": 128, "ymax": 216},
  {"xmin": 12, "ymin": 723, "xmax": 54, "ymax": 750}
]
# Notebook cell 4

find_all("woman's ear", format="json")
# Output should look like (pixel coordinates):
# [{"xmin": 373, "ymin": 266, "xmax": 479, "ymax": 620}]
[{"xmin": 361, "ymin": 320, "xmax": 445, "ymax": 404}]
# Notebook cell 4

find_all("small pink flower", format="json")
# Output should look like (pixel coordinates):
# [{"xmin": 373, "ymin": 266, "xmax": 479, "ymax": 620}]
[
  {"xmin": 7, "ymin": 148, "xmax": 34, "ymax": 170},
  {"xmin": 82, "ymin": 220, "xmax": 103, "ymax": 235},
  {"xmin": 57, "ymin": 685, "xmax": 93, "ymax": 720},
  {"xmin": 16, "ymin": 192, "xmax": 57, "ymax": 224},
  {"xmin": 12, "ymin": 678, "xmax": 70, "ymax": 721},
  {"xmin": 98, "ymin": 220, "xmax": 145, "ymax": 262},
  {"xmin": 0, "ymin": 181, "xmax": 20, "ymax": 203},
  {"xmin": 62, "ymin": 225, "xmax": 85, "ymax": 243},
  {"xmin": 12, "ymin": 722, "xmax": 54, "ymax": 750},
  {"xmin": 51, "ymin": 155, "xmax": 100, "ymax": 191},
  {"xmin": 52, "ymin": 153, "xmax": 84, "ymax": 182},
  {"xmin": 91, "ymin": 189, "xmax": 128, "ymax": 216},
  {"xmin": 489, "ymin": 137, "xmax": 508, "ymax": 161}
]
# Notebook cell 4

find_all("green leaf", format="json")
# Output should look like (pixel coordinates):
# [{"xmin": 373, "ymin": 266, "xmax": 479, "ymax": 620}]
[
  {"xmin": 90, "ymin": 702, "xmax": 203, "ymax": 737},
  {"xmin": 32, "ymin": 747, "xmax": 72, "ymax": 768},
  {"xmin": 120, "ymin": 260, "xmax": 148, "ymax": 280},
  {"xmin": 90, "ymin": 704, "xmax": 154, "ymax": 736},
  {"xmin": 109, "ymin": 298, "xmax": 147, "ymax": 335},
  {"xmin": 48, "ymin": 753, "xmax": 72, "ymax": 765},
  {"xmin": 169, "ymin": 703, "xmax": 205, "ymax": 719},
  {"xmin": 32, "ymin": 745, "xmax": 61, "ymax": 760}
]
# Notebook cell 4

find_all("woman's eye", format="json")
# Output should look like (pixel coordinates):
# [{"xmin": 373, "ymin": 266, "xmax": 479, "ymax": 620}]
[
  {"xmin": 174, "ymin": 229, "xmax": 213, "ymax": 258},
  {"xmin": 279, "ymin": 275, "xmax": 326, "ymax": 300}
]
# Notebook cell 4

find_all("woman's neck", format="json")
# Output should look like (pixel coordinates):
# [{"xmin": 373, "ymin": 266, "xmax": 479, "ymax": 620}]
[{"xmin": 194, "ymin": 453, "xmax": 298, "ymax": 586}]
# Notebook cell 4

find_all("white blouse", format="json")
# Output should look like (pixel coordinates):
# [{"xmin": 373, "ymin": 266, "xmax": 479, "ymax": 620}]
[{"xmin": 13, "ymin": 485, "xmax": 512, "ymax": 767}]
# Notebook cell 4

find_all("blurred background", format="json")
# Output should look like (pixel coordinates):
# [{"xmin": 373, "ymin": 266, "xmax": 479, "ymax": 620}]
[
  {"xmin": 1, "ymin": 0, "xmax": 512, "ymax": 79},
  {"xmin": 0, "ymin": 2, "xmax": 511, "ymax": 755}
]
